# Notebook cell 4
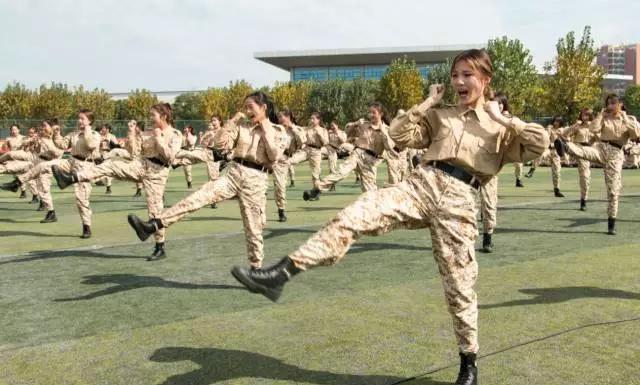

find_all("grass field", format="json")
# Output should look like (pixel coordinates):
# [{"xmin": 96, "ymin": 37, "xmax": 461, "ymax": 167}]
[{"xmin": 1, "ymin": 162, "xmax": 639, "ymax": 385}]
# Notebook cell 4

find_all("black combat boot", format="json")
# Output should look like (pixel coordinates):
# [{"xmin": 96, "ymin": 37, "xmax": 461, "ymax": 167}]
[
  {"xmin": 133, "ymin": 188, "xmax": 142, "ymax": 197},
  {"xmin": 105, "ymin": 186, "xmax": 112, "ymax": 194},
  {"xmin": 52, "ymin": 166, "xmax": 77, "ymax": 189},
  {"xmin": 289, "ymin": 180, "xmax": 295, "ymax": 187},
  {"xmin": 19, "ymin": 190, "xmax": 27, "ymax": 198},
  {"xmin": 37, "ymin": 200, "xmax": 46, "ymax": 211},
  {"xmin": 230, "ymin": 256, "xmax": 302, "ymax": 302},
  {"xmin": 554, "ymin": 138, "xmax": 568, "ymax": 157},
  {"xmin": 148, "ymin": 242, "xmax": 166, "ymax": 261},
  {"xmin": 329, "ymin": 184, "xmax": 336, "ymax": 192},
  {"xmin": 0, "ymin": 178, "xmax": 21, "ymax": 192},
  {"xmin": 211, "ymin": 202, "xmax": 217, "ymax": 209},
  {"xmin": 303, "ymin": 188, "xmax": 321, "ymax": 201},
  {"xmin": 278, "ymin": 209, "xmax": 287, "ymax": 222},
  {"xmin": 607, "ymin": 217, "xmax": 616, "ymax": 235},
  {"xmin": 127, "ymin": 214, "xmax": 162, "ymax": 241},
  {"xmin": 187, "ymin": 181, "xmax": 192, "ymax": 189},
  {"xmin": 40, "ymin": 210, "xmax": 57, "ymax": 223},
  {"xmin": 515, "ymin": 178, "xmax": 524, "ymax": 188},
  {"xmin": 481, "ymin": 233, "xmax": 493, "ymax": 253},
  {"xmin": 525, "ymin": 167, "xmax": 535, "ymax": 178},
  {"xmin": 30, "ymin": 195, "xmax": 39, "ymax": 204},
  {"xmin": 580, "ymin": 198, "xmax": 586, "ymax": 211},
  {"xmin": 454, "ymin": 352, "xmax": 478, "ymax": 385},
  {"xmin": 81, "ymin": 224, "xmax": 92, "ymax": 239},
  {"xmin": 554, "ymin": 188, "xmax": 565, "ymax": 198}
]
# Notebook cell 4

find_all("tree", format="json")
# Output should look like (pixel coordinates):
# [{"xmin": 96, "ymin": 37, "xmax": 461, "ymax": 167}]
[
  {"xmin": 624, "ymin": 85, "xmax": 640, "ymax": 118},
  {"xmin": 270, "ymin": 81, "xmax": 312, "ymax": 122},
  {"xmin": 73, "ymin": 87, "xmax": 116, "ymax": 121},
  {"xmin": 0, "ymin": 82, "xmax": 34, "ymax": 118},
  {"xmin": 378, "ymin": 57, "xmax": 424, "ymax": 116},
  {"xmin": 307, "ymin": 80, "xmax": 346, "ymax": 124},
  {"xmin": 543, "ymin": 26, "xmax": 605, "ymax": 122},
  {"xmin": 125, "ymin": 89, "xmax": 159, "ymax": 122},
  {"xmin": 486, "ymin": 36, "xmax": 539, "ymax": 117},
  {"xmin": 342, "ymin": 78, "xmax": 379, "ymax": 122},
  {"xmin": 200, "ymin": 87, "xmax": 228, "ymax": 121},
  {"xmin": 426, "ymin": 59, "xmax": 456, "ymax": 105},
  {"xmin": 224, "ymin": 80, "xmax": 253, "ymax": 118},
  {"xmin": 173, "ymin": 92, "xmax": 204, "ymax": 121}
]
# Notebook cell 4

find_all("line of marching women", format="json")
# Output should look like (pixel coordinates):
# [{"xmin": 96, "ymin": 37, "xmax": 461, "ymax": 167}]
[{"xmin": 1, "ymin": 48, "xmax": 640, "ymax": 385}]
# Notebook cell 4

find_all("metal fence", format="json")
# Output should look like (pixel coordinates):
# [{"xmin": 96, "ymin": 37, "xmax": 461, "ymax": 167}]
[{"xmin": 0, "ymin": 120, "xmax": 210, "ymax": 139}]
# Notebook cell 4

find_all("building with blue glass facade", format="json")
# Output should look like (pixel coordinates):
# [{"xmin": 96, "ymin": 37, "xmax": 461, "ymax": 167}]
[{"xmin": 255, "ymin": 44, "xmax": 484, "ymax": 82}]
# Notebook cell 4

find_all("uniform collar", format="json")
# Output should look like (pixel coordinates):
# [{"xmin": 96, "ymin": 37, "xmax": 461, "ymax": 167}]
[{"xmin": 456, "ymin": 104, "xmax": 491, "ymax": 124}]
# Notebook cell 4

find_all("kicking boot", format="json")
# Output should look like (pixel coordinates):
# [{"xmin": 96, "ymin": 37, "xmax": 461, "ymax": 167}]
[
  {"xmin": 303, "ymin": 188, "xmax": 321, "ymax": 201},
  {"xmin": 554, "ymin": 188, "xmax": 565, "ymax": 198},
  {"xmin": 148, "ymin": 242, "xmax": 166, "ymax": 261},
  {"xmin": 127, "ymin": 214, "xmax": 162, "ymax": 241},
  {"xmin": 289, "ymin": 180, "xmax": 295, "ymax": 188},
  {"xmin": 329, "ymin": 184, "xmax": 336, "ymax": 192},
  {"xmin": 105, "ymin": 186, "xmax": 112, "ymax": 194},
  {"xmin": 37, "ymin": 200, "xmax": 45, "ymax": 211},
  {"xmin": 29, "ymin": 195, "xmax": 39, "ymax": 204},
  {"xmin": 94, "ymin": 179, "xmax": 105, "ymax": 186},
  {"xmin": 580, "ymin": 198, "xmax": 586, "ymax": 211},
  {"xmin": 19, "ymin": 190, "xmax": 27, "ymax": 199},
  {"xmin": 211, "ymin": 202, "xmax": 217, "ymax": 209},
  {"xmin": 40, "ymin": 210, "xmax": 57, "ymax": 223},
  {"xmin": 607, "ymin": 217, "xmax": 616, "ymax": 235},
  {"xmin": 481, "ymin": 233, "xmax": 493, "ymax": 253},
  {"xmin": 0, "ymin": 178, "xmax": 21, "ymax": 193},
  {"xmin": 187, "ymin": 181, "xmax": 192, "ymax": 189},
  {"xmin": 278, "ymin": 209, "xmax": 287, "ymax": 222},
  {"xmin": 230, "ymin": 256, "xmax": 301, "ymax": 302},
  {"xmin": 80, "ymin": 224, "xmax": 92, "ymax": 239},
  {"xmin": 454, "ymin": 352, "xmax": 478, "ymax": 385},
  {"xmin": 133, "ymin": 188, "xmax": 142, "ymax": 197},
  {"xmin": 515, "ymin": 178, "xmax": 524, "ymax": 188},
  {"xmin": 554, "ymin": 138, "xmax": 568, "ymax": 157},
  {"xmin": 52, "ymin": 165, "xmax": 77, "ymax": 189},
  {"xmin": 525, "ymin": 168, "xmax": 536, "ymax": 178}
]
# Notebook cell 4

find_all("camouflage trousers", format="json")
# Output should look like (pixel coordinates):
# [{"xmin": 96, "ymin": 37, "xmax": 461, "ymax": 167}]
[
  {"xmin": 160, "ymin": 161, "xmax": 268, "ymax": 268},
  {"xmin": 534, "ymin": 149, "xmax": 562, "ymax": 188},
  {"xmin": 289, "ymin": 165, "xmax": 479, "ymax": 353},
  {"xmin": 514, "ymin": 162, "xmax": 523, "ymax": 179},
  {"xmin": 326, "ymin": 147, "xmax": 339, "ymax": 174},
  {"xmin": 288, "ymin": 147, "xmax": 323, "ymax": 186},
  {"xmin": 0, "ymin": 160, "xmax": 31, "ymax": 175},
  {"xmin": 272, "ymin": 159, "xmax": 290, "ymax": 210},
  {"xmin": 77, "ymin": 158, "xmax": 170, "ymax": 242},
  {"xmin": 384, "ymin": 149, "xmax": 409, "ymax": 186},
  {"xmin": 567, "ymin": 142, "xmax": 624, "ymax": 217},
  {"xmin": 316, "ymin": 148, "xmax": 380, "ymax": 192},
  {"xmin": 175, "ymin": 148, "xmax": 221, "ymax": 181},
  {"xmin": 478, "ymin": 176, "xmax": 498, "ymax": 234},
  {"xmin": 577, "ymin": 157, "xmax": 591, "ymax": 200}
]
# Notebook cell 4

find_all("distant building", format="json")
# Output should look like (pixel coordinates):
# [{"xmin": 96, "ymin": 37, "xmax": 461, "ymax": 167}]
[
  {"xmin": 254, "ymin": 44, "xmax": 484, "ymax": 82},
  {"xmin": 597, "ymin": 44, "xmax": 640, "ymax": 95}
]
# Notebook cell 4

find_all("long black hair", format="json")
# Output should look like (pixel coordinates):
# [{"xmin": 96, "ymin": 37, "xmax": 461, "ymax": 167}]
[
  {"xmin": 245, "ymin": 91, "xmax": 278, "ymax": 124},
  {"xmin": 494, "ymin": 92, "xmax": 510, "ymax": 114},
  {"xmin": 278, "ymin": 107, "xmax": 298, "ymax": 125},
  {"xmin": 369, "ymin": 102, "xmax": 389, "ymax": 125}
]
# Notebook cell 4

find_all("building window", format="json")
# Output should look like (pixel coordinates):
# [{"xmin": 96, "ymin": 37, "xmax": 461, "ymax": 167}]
[
  {"xmin": 363, "ymin": 65, "xmax": 388, "ymax": 80},
  {"xmin": 329, "ymin": 66, "xmax": 364, "ymax": 80},
  {"xmin": 292, "ymin": 67, "xmax": 329, "ymax": 82}
]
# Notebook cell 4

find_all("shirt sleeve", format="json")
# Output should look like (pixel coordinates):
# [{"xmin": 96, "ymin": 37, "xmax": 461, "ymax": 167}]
[
  {"xmin": 502, "ymin": 118, "xmax": 550, "ymax": 165},
  {"xmin": 389, "ymin": 104, "xmax": 436, "ymax": 149}
]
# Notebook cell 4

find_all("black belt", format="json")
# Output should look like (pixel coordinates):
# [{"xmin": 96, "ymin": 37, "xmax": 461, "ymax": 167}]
[
  {"xmin": 307, "ymin": 144, "xmax": 321, "ymax": 150},
  {"xmin": 211, "ymin": 148, "xmax": 227, "ymax": 162},
  {"xmin": 579, "ymin": 142, "xmax": 590, "ymax": 146},
  {"xmin": 39, "ymin": 155, "xmax": 53, "ymax": 161},
  {"xmin": 429, "ymin": 161, "xmax": 481, "ymax": 190},
  {"xmin": 356, "ymin": 147, "xmax": 381, "ymax": 159},
  {"xmin": 284, "ymin": 150, "xmax": 292, "ymax": 157},
  {"xmin": 393, "ymin": 146, "xmax": 402, "ymax": 152},
  {"xmin": 603, "ymin": 141, "xmax": 622, "ymax": 149},
  {"xmin": 233, "ymin": 158, "xmax": 270, "ymax": 173},
  {"xmin": 146, "ymin": 157, "xmax": 169, "ymax": 168}
]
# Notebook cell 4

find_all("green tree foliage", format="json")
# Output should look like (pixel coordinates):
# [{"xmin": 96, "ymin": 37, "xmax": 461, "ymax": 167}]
[
  {"xmin": 543, "ymin": 26, "xmax": 605, "ymax": 122},
  {"xmin": 487, "ymin": 36, "xmax": 539, "ymax": 117},
  {"xmin": 225, "ymin": 80, "xmax": 253, "ymax": 118},
  {"xmin": 307, "ymin": 80, "xmax": 346, "ymax": 124},
  {"xmin": 200, "ymin": 87, "xmax": 228, "ymax": 121},
  {"xmin": 125, "ymin": 89, "xmax": 159, "ymax": 123},
  {"xmin": 378, "ymin": 57, "xmax": 424, "ymax": 116},
  {"xmin": 270, "ymin": 81, "xmax": 312, "ymax": 123},
  {"xmin": 426, "ymin": 59, "xmax": 456, "ymax": 105},
  {"xmin": 0, "ymin": 82, "xmax": 34, "ymax": 119},
  {"xmin": 342, "ymin": 78, "xmax": 379, "ymax": 121},
  {"xmin": 73, "ymin": 87, "xmax": 116, "ymax": 121},
  {"xmin": 172, "ymin": 92, "xmax": 203, "ymax": 120},
  {"xmin": 624, "ymin": 85, "xmax": 640, "ymax": 118}
]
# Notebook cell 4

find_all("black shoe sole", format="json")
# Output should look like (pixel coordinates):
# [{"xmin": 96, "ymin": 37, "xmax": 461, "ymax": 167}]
[
  {"xmin": 230, "ymin": 266, "xmax": 282, "ymax": 302},
  {"xmin": 146, "ymin": 253, "xmax": 166, "ymax": 261},
  {"xmin": 40, "ymin": 218, "xmax": 57, "ymax": 223},
  {"xmin": 52, "ymin": 167, "xmax": 71, "ymax": 190},
  {"xmin": 127, "ymin": 214, "xmax": 153, "ymax": 242}
]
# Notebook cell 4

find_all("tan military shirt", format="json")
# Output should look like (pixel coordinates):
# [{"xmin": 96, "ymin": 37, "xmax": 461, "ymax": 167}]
[
  {"xmin": 304, "ymin": 125, "xmax": 328, "ymax": 148},
  {"xmin": 215, "ymin": 120, "xmax": 285, "ymax": 168},
  {"xmin": 125, "ymin": 133, "xmax": 142, "ymax": 157},
  {"xmin": 327, "ymin": 129, "xmax": 347, "ymax": 149},
  {"xmin": 55, "ymin": 127, "xmax": 101, "ymax": 160},
  {"xmin": 390, "ymin": 104, "xmax": 549, "ymax": 184},
  {"xmin": 5, "ymin": 134, "xmax": 25, "ymax": 150},
  {"xmin": 140, "ymin": 127, "xmax": 183, "ymax": 164},
  {"xmin": 284, "ymin": 124, "xmax": 306, "ymax": 155},
  {"xmin": 346, "ymin": 120, "xmax": 396, "ymax": 156},
  {"xmin": 200, "ymin": 129, "xmax": 220, "ymax": 149},
  {"xmin": 564, "ymin": 122, "xmax": 594, "ymax": 144},
  {"xmin": 182, "ymin": 133, "xmax": 197, "ymax": 150},
  {"xmin": 591, "ymin": 112, "xmax": 640, "ymax": 147},
  {"xmin": 38, "ymin": 137, "xmax": 65, "ymax": 160}
]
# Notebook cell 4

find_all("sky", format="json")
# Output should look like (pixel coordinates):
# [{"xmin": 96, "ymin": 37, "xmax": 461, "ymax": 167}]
[{"xmin": 1, "ymin": 0, "xmax": 639, "ymax": 93}]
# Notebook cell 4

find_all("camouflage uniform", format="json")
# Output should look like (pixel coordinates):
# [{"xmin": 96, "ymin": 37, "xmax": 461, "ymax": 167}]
[
  {"xmin": 513, "ymin": 162, "xmax": 523, "ymax": 179},
  {"xmin": 288, "ymin": 125, "xmax": 328, "ymax": 187},
  {"xmin": 199, "ymin": 128, "xmax": 223, "ymax": 181},
  {"xmin": 564, "ymin": 122, "xmax": 595, "ymax": 200},
  {"xmin": 286, "ymin": 103, "xmax": 548, "ymax": 354},
  {"xmin": 326, "ymin": 128, "xmax": 347, "ymax": 174},
  {"xmin": 384, "ymin": 146, "xmax": 408, "ymax": 186},
  {"xmin": 273, "ymin": 124, "xmax": 305, "ymax": 210},
  {"xmin": 98, "ymin": 132, "xmax": 118, "ymax": 188},
  {"xmin": 75, "ymin": 127, "xmax": 183, "ymax": 242},
  {"xmin": 565, "ymin": 112, "xmax": 640, "ymax": 218},
  {"xmin": 0, "ymin": 135, "xmax": 40, "ymax": 197},
  {"xmin": 478, "ymin": 175, "xmax": 498, "ymax": 234},
  {"xmin": 175, "ymin": 132, "xmax": 197, "ymax": 184},
  {"xmin": 156, "ymin": 119, "xmax": 285, "ymax": 268}
]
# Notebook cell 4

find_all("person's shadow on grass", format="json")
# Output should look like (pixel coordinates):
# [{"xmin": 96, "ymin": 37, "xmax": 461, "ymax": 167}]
[
  {"xmin": 54, "ymin": 274, "xmax": 243, "ymax": 302},
  {"xmin": 480, "ymin": 286, "xmax": 640, "ymax": 309},
  {"xmin": 149, "ymin": 346, "xmax": 450, "ymax": 385}
]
